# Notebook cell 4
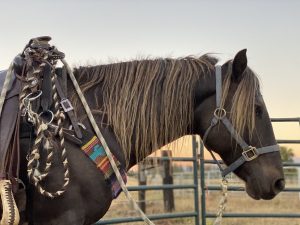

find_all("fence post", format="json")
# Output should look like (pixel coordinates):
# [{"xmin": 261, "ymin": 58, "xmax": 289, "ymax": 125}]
[
  {"xmin": 138, "ymin": 162, "xmax": 147, "ymax": 213},
  {"xmin": 199, "ymin": 139, "xmax": 206, "ymax": 225},
  {"xmin": 192, "ymin": 136, "xmax": 200, "ymax": 225},
  {"xmin": 298, "ymin": 167, "xmax": 300, "ymax": 200},
  {"xmin": 162, "ymin": 150, "xmax": 175, "ymax": 212}
]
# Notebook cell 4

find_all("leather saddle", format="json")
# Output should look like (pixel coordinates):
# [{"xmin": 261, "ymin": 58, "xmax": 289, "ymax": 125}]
[
  {"xmin": 0, "ymin": 66, "xmax": 69, "ymax": 187},
  {"xmin": 0, "ymin": 70, "xmax": 21, "ymax": 191}
]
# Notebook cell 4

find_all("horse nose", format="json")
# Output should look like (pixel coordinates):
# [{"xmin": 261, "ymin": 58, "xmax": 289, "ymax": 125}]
[{"xmin": 273, "ymin": 178, "xmax": 285, "ymax": 194}]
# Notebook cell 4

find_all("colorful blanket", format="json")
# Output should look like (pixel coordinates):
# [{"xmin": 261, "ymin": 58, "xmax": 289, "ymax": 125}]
[{"xmin": 81, "ymin": 134, "xmax": 127, "ymax": 198}]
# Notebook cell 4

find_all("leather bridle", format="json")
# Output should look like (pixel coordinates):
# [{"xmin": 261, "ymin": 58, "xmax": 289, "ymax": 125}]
[{"xmin": 202, "ymin": 65, "xmax": 280, "ymax": 177}]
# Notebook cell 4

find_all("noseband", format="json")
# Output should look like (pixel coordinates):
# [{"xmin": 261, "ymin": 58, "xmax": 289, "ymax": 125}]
[{"xmin": 202, "ymin": 65, "xmax": 280, "ymax": 177}]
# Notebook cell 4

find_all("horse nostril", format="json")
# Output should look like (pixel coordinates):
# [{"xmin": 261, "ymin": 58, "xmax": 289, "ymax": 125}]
[{"xmin": 273, "ymin": 178, "xmax": 285, "ymax": 193}]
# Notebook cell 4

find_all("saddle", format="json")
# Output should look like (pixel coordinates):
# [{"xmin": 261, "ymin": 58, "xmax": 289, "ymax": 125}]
[
  {"xmin": 0, "ymin": 65, "xmax": 69, "ymax": 192},
  {"xmin": 0, "ymin": 69, "xmax": 21, "ymax": 191}
]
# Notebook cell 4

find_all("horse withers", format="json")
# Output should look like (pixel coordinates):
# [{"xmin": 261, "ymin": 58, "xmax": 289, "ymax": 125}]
[{"xmin": 7, "ymin": 47, "xmax": 284, "ymax": 224}]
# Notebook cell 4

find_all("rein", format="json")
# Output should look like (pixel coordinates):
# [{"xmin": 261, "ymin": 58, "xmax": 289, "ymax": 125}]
[{"xmin": 202, "ymin": 65, "xmax": 280, "ymax": 224}]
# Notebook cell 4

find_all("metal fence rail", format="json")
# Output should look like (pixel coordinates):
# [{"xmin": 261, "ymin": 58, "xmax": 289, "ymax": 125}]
[
  {"xmin": 200, "ymin": 117, "xmax": 300, "ymax": 225},
  {"xmin": 95, "ymin": 212, "xmax": 198, "ymax": 224}
]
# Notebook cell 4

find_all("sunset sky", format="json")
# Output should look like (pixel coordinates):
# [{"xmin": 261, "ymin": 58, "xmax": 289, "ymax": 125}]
[{"xmin": 1, "ymin": 0, "xmax": 299, "ymax": 156}]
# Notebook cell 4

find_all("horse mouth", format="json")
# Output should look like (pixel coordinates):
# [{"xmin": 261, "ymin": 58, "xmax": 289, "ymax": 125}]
[
  {"xmin": 245, "ymin": 179, "xmax": 279, "ymax": 200},
  {"xmin": 246, "ymin": 187, "xmax": 276, "ymax": 200},
  {"xmin": 245, "ymin": 184, "xmax": 262, "ymax": 200}
]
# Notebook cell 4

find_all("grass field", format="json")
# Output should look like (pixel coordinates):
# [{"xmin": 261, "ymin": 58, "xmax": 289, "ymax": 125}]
[{"xmin": 101, "ymin": 169, "xmax": 300, "ymax": 225}]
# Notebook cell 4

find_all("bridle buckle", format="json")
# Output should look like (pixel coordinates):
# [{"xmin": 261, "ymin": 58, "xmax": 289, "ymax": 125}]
[
  {"xmin": 61, "ymin": 99, "xmax": 74, "ymax": 112},
  {"xmin": 242, "ymin": 146, "xmax": 258, "ymax": 161}
]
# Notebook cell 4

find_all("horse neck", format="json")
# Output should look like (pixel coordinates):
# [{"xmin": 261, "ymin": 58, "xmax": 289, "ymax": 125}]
[
  {"xmin": 125, "ymin": 76, "xmax": 215, "ymax": 168},
  {"xmin": 75, "ymin": 61, "xmax": 214, "ymax": 169}
]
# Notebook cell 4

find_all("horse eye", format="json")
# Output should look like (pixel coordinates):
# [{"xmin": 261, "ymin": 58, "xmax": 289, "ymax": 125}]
[{"xmin": 255, "ymin": 105, "xmax": 262, "ymax": 117}]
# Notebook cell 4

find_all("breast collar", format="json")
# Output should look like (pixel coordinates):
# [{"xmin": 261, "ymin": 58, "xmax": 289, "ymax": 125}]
[{"xmin": 202, "ymin": 65, "xmax": 280, "ymax": 177}]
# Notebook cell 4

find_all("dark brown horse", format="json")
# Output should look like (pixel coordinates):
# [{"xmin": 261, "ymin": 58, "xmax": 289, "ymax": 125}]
[{"xmin": 17, "ymin": 49, "xmax": 284, "ymax": 224}]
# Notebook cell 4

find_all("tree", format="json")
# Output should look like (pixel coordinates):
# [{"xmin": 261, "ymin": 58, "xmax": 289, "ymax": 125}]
[
  {"xmin": 280, "ymin": 146, "xmax": 294, "ymax": 162},
  {"xmin": 280, "ymin": 146, "xmax": 297, "ymax": 177}
]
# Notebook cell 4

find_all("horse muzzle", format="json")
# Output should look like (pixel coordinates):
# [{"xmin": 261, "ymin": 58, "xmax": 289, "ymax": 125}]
[{"xmin": 245, "ymin": 176, "xmax": 285, "ymax": 200}]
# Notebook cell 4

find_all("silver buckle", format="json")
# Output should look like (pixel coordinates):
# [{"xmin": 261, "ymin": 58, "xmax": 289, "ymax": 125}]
[
  {"xmin": 242, "ymin": 146, "xmax": 258, "ymax": 161},
  {"xmin": 60, "ymin": 99, "xmax": 73, "ymax": 112}
]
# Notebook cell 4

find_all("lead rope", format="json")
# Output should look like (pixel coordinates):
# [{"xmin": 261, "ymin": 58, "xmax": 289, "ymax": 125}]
[
  {"xmin": 213, "ymin": 177, "xmax": 228, "ymax": 225},
  {"xmin": 61, "ymin": 59, "xmax": 154, "ymax": 225}
]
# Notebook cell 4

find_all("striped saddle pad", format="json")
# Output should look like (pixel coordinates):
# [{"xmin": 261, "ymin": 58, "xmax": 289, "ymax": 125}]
[{"xmin": 80, "ymin": 132, "xmax": 127, "ymax": 199}]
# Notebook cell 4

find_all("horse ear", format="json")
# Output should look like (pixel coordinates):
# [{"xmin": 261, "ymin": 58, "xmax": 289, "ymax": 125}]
[{"xmin": 232, "ymin": 49, "xmax": 247, "ymax": 82}]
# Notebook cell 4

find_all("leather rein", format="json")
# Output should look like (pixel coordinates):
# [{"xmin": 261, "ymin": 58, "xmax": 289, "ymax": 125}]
[{"xmin": 202, "ymin": 65, "xmax": 280, "ymax": 177}]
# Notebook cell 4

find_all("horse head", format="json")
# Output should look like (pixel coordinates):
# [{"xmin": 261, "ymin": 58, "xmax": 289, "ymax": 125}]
[{"xmin": 194, "ymin": 49, "xmax": 285, "ymax": 200}]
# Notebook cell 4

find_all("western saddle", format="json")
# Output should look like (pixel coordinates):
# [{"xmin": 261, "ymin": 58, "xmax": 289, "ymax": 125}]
[
  {"xmin": 0, "ymin": 36, "xmax": 83, "ymax": 224},
  {"xmin": 0, "ymin": 49, "xmax": 73, "ymax": 192}
]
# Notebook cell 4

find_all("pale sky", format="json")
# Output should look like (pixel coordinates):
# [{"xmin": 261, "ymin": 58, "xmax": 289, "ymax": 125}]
[{"xmin": 1, "ymin": 0, "xmax": 299, "ymax": 153}]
